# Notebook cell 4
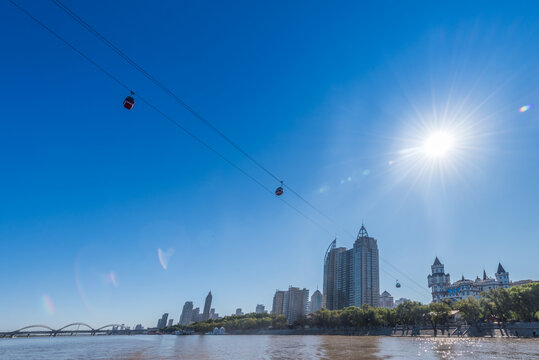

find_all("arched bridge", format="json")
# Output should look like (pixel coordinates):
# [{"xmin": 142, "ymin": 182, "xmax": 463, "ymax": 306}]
[{"xmin": 0, "ymin": 323, "xmax": 144, "ymax": 338}]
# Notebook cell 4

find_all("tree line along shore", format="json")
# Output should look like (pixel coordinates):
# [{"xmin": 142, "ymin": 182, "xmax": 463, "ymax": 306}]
[{"xmin": 162, "ymin": 283, "xmax": 538, "ymax": 337}]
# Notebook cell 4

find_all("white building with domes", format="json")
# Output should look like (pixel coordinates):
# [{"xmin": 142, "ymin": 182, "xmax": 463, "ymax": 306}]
[{"xmin": 427, "ymin": 257, "xmax": 511, "ymax": 303}]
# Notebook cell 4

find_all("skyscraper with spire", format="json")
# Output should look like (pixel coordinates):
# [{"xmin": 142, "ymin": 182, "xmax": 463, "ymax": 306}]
[
  {"xmin": 323, "ymin": 224, "xmax": 380, "ymax": 309},
  {"xmin": 202, "ymin": 291, "xmax": 212, "ymax": 321}
]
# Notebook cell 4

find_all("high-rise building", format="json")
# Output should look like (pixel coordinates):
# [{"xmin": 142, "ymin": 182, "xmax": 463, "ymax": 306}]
[
  {"xmin": 310, "ymin": 290, "xmax": 323, "ymax": 313},
  {"xmin": 323, "ymin": 225, "xmax": 380, "ymax": 309},
  {"xmin": 272, "ymin": 290, "xmax": 286, "ymax": 315},
  {"xmin": 283, "ymin": 286, "xmax": 309, "ymax": 324},
  {"xmin": 157, "ymin": 313, "xmax": 169, "ymax": 329},
  {"xmin": 379, "ymin": 290, "xmax": 394, "ymax": 309},
  {"xmin": 203, "ymin": 291, "xmax": 212, "ymax": 321},
  {"xmin": 192, "ymin": 307, "xmax": 201, "ymax": 322},
  {"xmin": 179, "ymin": 301, "xmax": 194, "ymax": 325},
  {"xmin": 256, "ymin": 304, "xmax": 266, "ymax": 314},
  {"xmin": 167, "ymin": 319, "xmax": 174, "ymax": 327}
]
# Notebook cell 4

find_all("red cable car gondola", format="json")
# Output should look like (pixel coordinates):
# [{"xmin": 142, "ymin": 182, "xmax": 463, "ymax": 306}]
[
  {"xmin": 123, "ymin": 92, "xmax": 135, "ymax": 110},
  {"xmin": 275, "ymin": 181, "xmax": 284, "ymax": 196}
]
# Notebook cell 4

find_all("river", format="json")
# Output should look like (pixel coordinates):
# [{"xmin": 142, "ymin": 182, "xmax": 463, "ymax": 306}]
[{"xmin": 0, "ymin": 335, "xmax": 537, "ymax": 359}]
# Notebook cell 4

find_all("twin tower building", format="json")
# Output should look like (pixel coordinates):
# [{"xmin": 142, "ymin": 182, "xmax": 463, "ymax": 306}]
[{"xmin": 323, "ymin": 225, "xmax": 380, "ymax": 310}]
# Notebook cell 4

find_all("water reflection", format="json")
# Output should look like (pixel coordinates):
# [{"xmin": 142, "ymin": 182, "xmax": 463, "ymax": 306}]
[{"xmin": 1, "ymin": 335, "xmax": 538, "ymax": 360}]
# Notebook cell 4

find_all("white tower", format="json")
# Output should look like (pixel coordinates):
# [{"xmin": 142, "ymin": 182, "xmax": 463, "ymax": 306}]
[{"xmin": 427, "ymin": 257, "xmax": 450, "ymax": 302}]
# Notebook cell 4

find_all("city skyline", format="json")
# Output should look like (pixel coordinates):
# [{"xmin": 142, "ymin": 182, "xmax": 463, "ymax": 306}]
[{"xmin": 1, "ymin": 0, "xmax": 538, "ymax": 331}]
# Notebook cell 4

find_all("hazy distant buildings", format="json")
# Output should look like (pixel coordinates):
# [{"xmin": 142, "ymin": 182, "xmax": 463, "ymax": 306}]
[
  {"xmin": 272, "ymin": 290, "xmax": 286, "ymax": 315},
  {"xmin": 235, "ymin": 308, "xmax": 244, "ymax": 316},
  {"xmin": 310, "ymin": 290, "xmax": 322, "ymax": 314},
  {"xmin": 379, "ymin": 290, "xmax": 394, "ymax": 309},
  {"xmin": 256, "ymin": 304, "xmax": 266, "ymax": 314},
  {"xmin": 203, "ymin": 291, "xmax": 212, "ymax": 321},
  {"xmin": 323, "ymin": 225, "xmax": 380, "ymax": 309},
  {"xmin": 192, "ymin": 307, "xmax": 201, "ymax": 322},
  {"xmin": 167, "ymin": 319, "xmax": 174, "ymax": 327},
  {"xmin": 134, "ymin": 324, "xmax": 143, "ymax": 330},
  {"xmin": 210, "ymin": 308, "xmax": 219, "ymax": 320},
  {"xmin": 180, "ymin": 301, "xmax": 194, "ymax": 325},
  {"xmin": 428, "ymin": 257, "xmax": 512, "ymax": 303},
  {"xmin": 394, "ymin": 297, "xmax": 411, "ymax": 306},
  {"xmin": 157, "ymin": 313, "xmax": 169, "ymax": 329}
]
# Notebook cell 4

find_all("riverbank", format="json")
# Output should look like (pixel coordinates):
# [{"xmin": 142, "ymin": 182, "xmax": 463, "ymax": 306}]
[{"xmin": 225, "ymin": 322, "xmax": 539, "ymax": 338}]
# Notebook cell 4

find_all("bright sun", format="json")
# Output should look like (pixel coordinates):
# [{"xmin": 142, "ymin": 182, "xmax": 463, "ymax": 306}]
[{"xmin": 423, "ymin": 131, "xmax": 455, "ymax": 158}]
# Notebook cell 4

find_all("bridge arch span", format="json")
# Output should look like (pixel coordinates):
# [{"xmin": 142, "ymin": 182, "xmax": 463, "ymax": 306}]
[
  {"xmin": 56, "ymin": 322, "xmax": 94, "ymax": 332},
  {"xmin": 12, "ymin": 325, "xmax": 56, "ymax": 333},
  {"xmin": 95, "ymin": 324, "xmax": 122, "ymax": 331}
]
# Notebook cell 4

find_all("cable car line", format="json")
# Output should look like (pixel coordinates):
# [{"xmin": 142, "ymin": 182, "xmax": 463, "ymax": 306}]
[
  {"xmin": 50, "ymin": 0, "xmax": 282, "ymax": 183},
  {"xmin": 7, "ymin": 0, "xmax": 330, "ymax": 236},
  {"xmin": 49, "ymin": 0, "xmax": 344, "ymax": 221},
  {"xmin": 11, "ymin": 0, "xmax": 430, "ymax": 300}
]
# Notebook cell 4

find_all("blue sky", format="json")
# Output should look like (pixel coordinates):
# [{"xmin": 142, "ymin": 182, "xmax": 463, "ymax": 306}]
[{"xmin": 1, "ymin": 0, "xmax": 538, "ymax": 330}]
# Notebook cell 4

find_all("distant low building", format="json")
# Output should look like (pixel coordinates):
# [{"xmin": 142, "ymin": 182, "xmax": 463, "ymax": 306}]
[
  {"xmin": 428, "ymin": 257, "xmax": 514, "ymax": 303},
  {"xmin": 134, "ymin": 324, "xmax": 143, "ymax": 330},
  {"xmin": 394, "ymin": 297, "xmax": 411, "ymax": 306},
  {"xmin": 256, "ymin": 304, "xmax": 266, "ymax": 314},
  {"xmin": 379, "ymin": 290, "xmax": 394, "ymax": 309},
  {"xmin": 235, "ymin": 308, "xmax": 244, "ymax": 316}
]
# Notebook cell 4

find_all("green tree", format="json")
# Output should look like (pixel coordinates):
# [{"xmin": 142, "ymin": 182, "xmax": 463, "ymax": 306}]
[
  {"xmin": 454, "ymin": 296, "xmax": 483, "ymax": 328},
  {"xmin": 483, "ymin": 287, "xmax": 513, "ymax": 324},
  {"xmin": 509, "ymin": 283, "xmax": 539, "ymax": 322},
  {"xmin": 427, "ymin": 302, "xmax": 452, "ymax": 337}
]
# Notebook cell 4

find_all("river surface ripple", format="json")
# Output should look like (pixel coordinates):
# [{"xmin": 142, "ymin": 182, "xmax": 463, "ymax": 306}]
[{"xmin": 0, "ymin": 335, "xmax": 538, "ymax": 359}]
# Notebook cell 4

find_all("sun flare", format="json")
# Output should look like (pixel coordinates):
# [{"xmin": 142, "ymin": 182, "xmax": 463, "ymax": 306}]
[{"xmin": 422, "ymin": 131, "xmax": 455, "ymax": 158}]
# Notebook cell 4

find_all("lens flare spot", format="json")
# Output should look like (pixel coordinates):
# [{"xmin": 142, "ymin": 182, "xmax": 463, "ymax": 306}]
[
  {"xmin": 362, "ymin": 169, "xmax": 370, "ymax": 176},
  {"xmin": 347, "ymin": 176, "xmax": 352, "ymax": 182},
  {"xmin": 42, "ymin": 294, "xmax": 55, "ymax": 315},
  {"xmin": 104, "ymin": 271, "xmax": 119, "ymax": 287},
  {"xmin": 158, "ymin": 248, "xmax": 175, "ymax": 270},
  {"xmin": 519, "ymin": 104, "xmax": 533, "ymax": 113},
  {"xmin": 388, "ymin": 160, "xmax": 394, "ymax": 165},
  {"xmin": 318, "ymin": 185, "xmax": 329, "ymax": 193}
]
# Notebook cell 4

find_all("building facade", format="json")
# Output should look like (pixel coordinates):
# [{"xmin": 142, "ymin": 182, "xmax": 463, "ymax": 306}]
[
  {"xmin": 157, "ymin": 313, "xmax": 169, "ymax": 329},
  {"xmin": 379, "ymin": 290, "xmax": 394, "ymax": 309},
  {"xmin": 310, "ymin": 290, "xmax": 323, "ymax": 313},
  {"xmin": 272, "ymin": 290, "xmax": 286, "ymax": 315},
  {"xmin": 235, "ymin": 308, "xmax": 244, "ymax": 316},
  {"xmin": 428, "ymin": 257, "xmax": 511, "ymax": 303},
  {"xmin": 179, "ymin": 301, "xmax": 194, "ymax": 325},
  {"xmin": 256, "ymin": 304, "xmax": 266, "ymax": 314},
  {"xmin": 272, "ymin": 287, "xmax": 309, "ymax": 323},
  {"xmin": 323, "ymin": 225, "xmax": 380, "ymax": 310},
  {"xmin": 283, "ymin": 287, "xmax": 309, "ymax": 324},
  {"xmin": 202, "ymin": 291, "xmax": 212, "ymax": 321}
]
